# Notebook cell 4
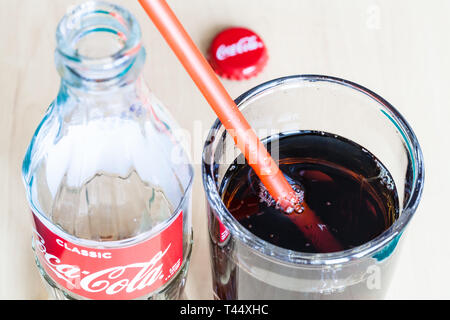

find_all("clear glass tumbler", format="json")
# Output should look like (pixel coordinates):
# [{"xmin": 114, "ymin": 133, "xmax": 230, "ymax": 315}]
[{"xmin": 202, "ymin": 75, "xmax": 424, "ymax": 299}]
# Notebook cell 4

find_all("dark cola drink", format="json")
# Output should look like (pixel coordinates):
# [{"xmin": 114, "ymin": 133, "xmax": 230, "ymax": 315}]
[{"xmin": 209, "ymin": 131, "xmax": 399, "ymax": 299}]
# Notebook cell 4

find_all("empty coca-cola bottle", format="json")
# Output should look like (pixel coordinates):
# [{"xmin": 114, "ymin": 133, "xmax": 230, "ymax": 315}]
[{"xmin": 21, "ymin": 1, "xmax": 193, "ymax": 300}]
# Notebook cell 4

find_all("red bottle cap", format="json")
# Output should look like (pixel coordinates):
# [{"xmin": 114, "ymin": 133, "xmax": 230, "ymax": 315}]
[{"xmin": 208, "ymin": 27, "xmax": 268, "ymax": 80}]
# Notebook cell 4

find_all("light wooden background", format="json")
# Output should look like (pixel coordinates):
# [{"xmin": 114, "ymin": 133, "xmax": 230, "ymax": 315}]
[{"xmin": 1, "ymin": 0, "xmax": 449, "ymax": 299}]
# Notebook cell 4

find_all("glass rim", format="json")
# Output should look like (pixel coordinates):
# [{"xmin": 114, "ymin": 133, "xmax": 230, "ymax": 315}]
[{"xmin": 202, "ymin": 74, "xmax": 425, "ymax": 266}]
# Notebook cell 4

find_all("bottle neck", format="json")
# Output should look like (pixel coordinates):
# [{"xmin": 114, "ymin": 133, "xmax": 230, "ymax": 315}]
[
  {"xmin": 57, "ymin": 74, "xmax": 148, "ymax": 110},
  {"xmin": 55, "ymin": 1, "xmax": 145, "ymax": 91}
]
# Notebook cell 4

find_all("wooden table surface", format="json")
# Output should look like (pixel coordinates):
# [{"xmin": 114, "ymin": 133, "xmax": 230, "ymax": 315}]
[{"xmin": 1, "ymin": 0, "xmax": 449, "ymax": 299}]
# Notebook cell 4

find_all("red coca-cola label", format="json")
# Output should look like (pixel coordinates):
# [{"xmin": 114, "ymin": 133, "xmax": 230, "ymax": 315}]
[
  {"xmin": 219, "ymin": 220, "xmax": 230, "ymax": 243},
  {"xmin": 31, "ymin": 210, "xmax": 183, "ymax": 300}
]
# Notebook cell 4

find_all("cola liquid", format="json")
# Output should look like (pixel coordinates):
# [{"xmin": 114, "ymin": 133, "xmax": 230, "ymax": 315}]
[{"xmin": 210, "ymin": 131, "xmax": 399, "ymax": 299}]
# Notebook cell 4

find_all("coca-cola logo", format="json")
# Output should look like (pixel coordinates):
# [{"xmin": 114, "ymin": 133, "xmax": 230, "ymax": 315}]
[
  {"xmin": 31, "ymin": 210, "xmax": 183, "ymax": 300},
  {"xmin": 219, "ymin": 221, "xmax": 230, "ymax": 243},
  {"xmin": 216, "ymin": 35, "xmax": 264, "ymax": 61}
]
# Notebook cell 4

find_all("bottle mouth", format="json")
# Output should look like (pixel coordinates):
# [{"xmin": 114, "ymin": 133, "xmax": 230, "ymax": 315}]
[{"xmin": 56, "ymin": 1, "xmax": 143, "ymax": 84}]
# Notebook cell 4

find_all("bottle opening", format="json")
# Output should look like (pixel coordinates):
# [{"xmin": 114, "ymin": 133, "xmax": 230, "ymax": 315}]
[
  {"xmin": 75, "ymin": 27, "xmax": 127, "ymax": 59},
  {"xmin": 56, "ymin": 1, "xmax": 143, "ymax": 84}
]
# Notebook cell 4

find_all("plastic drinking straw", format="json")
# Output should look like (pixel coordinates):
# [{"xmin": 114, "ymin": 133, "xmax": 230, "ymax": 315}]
[{"xmin": 138, "ymin": 0, "xmax": 342, "ymax": 252}]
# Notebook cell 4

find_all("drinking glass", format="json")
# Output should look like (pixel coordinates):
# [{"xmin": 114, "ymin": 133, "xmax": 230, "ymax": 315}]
[{"xmin": 202, "ymin": 75, "xmax": 424, "ymax": 299}]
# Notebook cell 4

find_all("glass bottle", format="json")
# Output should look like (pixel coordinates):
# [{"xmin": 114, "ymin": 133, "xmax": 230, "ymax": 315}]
[{"xmin": 22, "ymin": 1, "xmax": 193, "ymax": 300}]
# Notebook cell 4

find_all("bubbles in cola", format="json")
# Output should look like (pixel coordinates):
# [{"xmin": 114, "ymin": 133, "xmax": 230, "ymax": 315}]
[
  {"xmin": 258, "ymin": 181, "xmax": 305, "ymax": 214},
  {"xmin": 22, "ymin": 2, "xmax": 193, "ymax": 300}
]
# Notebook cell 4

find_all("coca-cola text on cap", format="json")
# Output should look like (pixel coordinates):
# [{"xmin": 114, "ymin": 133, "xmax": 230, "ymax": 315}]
[{"xmin": 208, "ymin": 27, "xmax": 268, "ymax": 80}]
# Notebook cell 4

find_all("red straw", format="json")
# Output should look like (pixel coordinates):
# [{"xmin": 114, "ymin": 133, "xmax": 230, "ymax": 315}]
[{"xmin": 138, "ymin": 0, "xmax": 342, "ymax": 252}]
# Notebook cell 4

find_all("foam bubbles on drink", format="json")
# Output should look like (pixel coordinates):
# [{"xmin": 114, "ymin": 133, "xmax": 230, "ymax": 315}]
[
  {"xmin": 258, "ymin": 180, "xmax": 305, "ymax": 215},
  {"xmin": 367, "ymin": 158, "xmax": 395, "ymax": 191}
]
